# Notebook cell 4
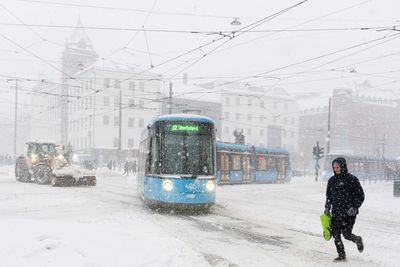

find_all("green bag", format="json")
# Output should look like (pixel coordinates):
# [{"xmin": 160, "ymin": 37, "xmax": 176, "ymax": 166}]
[{"xmin": 320, "ymin": 214, "xmax": 331, "ymax": 241}]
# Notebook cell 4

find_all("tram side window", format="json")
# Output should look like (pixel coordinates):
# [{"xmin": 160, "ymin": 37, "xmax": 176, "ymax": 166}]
[
  {"xmin": 221, "ymin": 153, "xmax": 229, "ymax": 171},
  {"xmin": 267, "ymin": 157, "xmax": 276, "ymax": 171},
  {"xmin": 258, "ymin": 156, "xmax": 267, "ymax": 170},
  {"xmin": 232, "ymin": 155, "xmax": 242, "ymax": 171}
]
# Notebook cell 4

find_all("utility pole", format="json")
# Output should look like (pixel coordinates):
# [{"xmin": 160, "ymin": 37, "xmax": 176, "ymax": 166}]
[
  {"xmin": 13, "ymin": 79, "xmax": 18, "ymax": 156},
  {"xmin": 92, "ymin": 72, "xmax": 96, "ymax": 156},
  {"xmin": 168, "ymin": 81, "xmax": 172, "ymax": 114},
  {"xmin": 118, "ymin": 89, "xmax": 122, "ymax": 171},
  {"xmin": 327, "ymin": 97, "xmax": 331, "ymax": 154}
]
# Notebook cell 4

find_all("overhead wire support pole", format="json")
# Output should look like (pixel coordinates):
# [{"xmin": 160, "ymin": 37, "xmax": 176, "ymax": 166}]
[
  {"xmin": 118, "ymin": 89, "xmax": 122, "ymax": 171},
  {"xmin": 14, "ymin": 79, "xmax": 18, "ymax": 157},
  {"xmin": 327, "ymin": 97, "xmax": 331, "ymax": 154},
  {"xmin": 168, "ymin": 82, "xmax": 172, "ymax": 114}
]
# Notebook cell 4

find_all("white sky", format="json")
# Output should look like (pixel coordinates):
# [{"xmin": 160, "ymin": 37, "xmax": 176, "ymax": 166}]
[{"xmin": 1, "ymin": 0, "xmax": 400, "ymax": 119}]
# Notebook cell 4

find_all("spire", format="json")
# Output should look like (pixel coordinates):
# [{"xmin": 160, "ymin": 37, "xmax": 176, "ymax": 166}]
[{"xmin": 67, "ymin": 18, "xmax": 94, "ymax": 50}]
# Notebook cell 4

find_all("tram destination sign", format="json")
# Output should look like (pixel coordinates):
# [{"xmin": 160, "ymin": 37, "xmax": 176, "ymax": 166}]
[{"xmin": 170, "ymin": 124, "xmax": 199, "ymax": 132}]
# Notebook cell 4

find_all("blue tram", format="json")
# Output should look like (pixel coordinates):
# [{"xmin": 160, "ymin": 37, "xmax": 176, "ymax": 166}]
[
  {"xmin": 322, "ymin": 153, "xmax": 400, "ymax": 181},
  {"xmin": 137, "ymin": 114, "xmax": 217, "ymax": 208},
  {"xmin": 216, "ymin": 142, "xmax": 291, "ymax": 185}
]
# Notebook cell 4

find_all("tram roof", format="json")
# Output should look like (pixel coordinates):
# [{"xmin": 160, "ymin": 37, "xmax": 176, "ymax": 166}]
[
  {"xmin": 149, "ymin": 114, "xmax": 214, "ymax": 125},
  {"xmin": 216, "ymin": 142, "xmax": 289, "ymax": 155}
]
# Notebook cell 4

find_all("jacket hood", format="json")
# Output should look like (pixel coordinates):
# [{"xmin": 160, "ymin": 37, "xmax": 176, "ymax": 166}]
[{"xmin": 332, "ymin": 157, "xmax": 348, "ymax": 175}]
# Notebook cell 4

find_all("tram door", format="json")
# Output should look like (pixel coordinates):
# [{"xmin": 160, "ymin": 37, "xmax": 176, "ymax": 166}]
[
  {"xmin": 220, "ymin": 153, "xmax": 229, "ymax": 182},
  {"xmin": 278, "ymin": 157, "xmax": 285, "ymax": 181},
  {"xmin": 243, "ymin": 155, "xmax": 250, "ymax": 182}
]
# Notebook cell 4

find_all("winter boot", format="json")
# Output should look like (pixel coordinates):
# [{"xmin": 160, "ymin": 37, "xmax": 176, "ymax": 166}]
[
  {"xmin": 356, "ymin": 236, "xmax": 364, "ymax": 253},
  {"xmin": 333, "ymin": 253, "xmax": 346, "ymax": 262}
]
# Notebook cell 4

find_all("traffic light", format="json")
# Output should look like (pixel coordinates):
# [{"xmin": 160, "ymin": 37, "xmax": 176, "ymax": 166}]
[
  {"xmin": 312, "ymin": 144, "xmax": 324, "ymax": 160},
  {"xmin": 313, "ymin": 146, "xmax": 318, "ymax": 159},
  {"xmin": 318, "ymin": 147, "xmax": 324, "ymax": 159}
]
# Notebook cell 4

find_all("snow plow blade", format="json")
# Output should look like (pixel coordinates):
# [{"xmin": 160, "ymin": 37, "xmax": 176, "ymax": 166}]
[{"xmin": 51, "ymin": 166, "xmax": 96, "ymax": 187}]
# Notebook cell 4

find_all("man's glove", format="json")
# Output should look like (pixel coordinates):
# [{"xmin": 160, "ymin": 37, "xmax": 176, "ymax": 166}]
[
  {"xmin": 347, "ymin": 207, "xmax": 358, "ymax": 216},
  {"xmin": 324, "ymin": 207, "xmax": 330, "ymax": 216}
]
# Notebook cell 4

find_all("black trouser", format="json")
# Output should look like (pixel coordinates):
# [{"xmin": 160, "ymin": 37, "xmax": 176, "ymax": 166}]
[{"xmin": 331, "ymin": 215, "xmax": 359, "ymax": 256}]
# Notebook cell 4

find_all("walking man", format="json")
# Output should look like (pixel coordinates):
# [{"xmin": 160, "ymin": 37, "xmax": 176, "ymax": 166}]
[{"xmin": 324, "ymin": 157, "xmax": 365, "ymax": 262}]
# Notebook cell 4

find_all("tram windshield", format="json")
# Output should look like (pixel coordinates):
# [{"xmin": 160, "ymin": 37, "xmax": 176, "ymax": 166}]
[{"xmin": 158, "ymin": 121, "xmax": 215, "ymax": 176}]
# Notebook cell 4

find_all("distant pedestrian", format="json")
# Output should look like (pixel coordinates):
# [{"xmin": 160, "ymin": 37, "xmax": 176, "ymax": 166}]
[
  {"xmin": 324, "ymin": 157, "xmax": 365, "ymax": 262},
  {"xmin": 131, "ymin": 160, "xmax": 137, "ymax": 174},
  {"xmin": 123, "ymin": 161, "xmax": 130, "ymax": 176},
  {"xmin": 112, "ymin": 160, "xmax": 116, "ymax": 170},
  {"xmin": 107, "ymin": 160, "xmax": 112, "ymax": 170}
]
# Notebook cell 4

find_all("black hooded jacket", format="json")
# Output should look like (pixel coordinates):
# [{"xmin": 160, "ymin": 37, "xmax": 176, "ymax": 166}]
[{"xmin": 325, "ymin": 157, "xmax": 365, "ymax": 216}]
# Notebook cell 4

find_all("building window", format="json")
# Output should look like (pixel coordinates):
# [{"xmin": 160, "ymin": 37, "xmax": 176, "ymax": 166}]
[
  {"xmin": 128, "ymin": 138, "xmax": 134, "ymax": 148},
  {"xmin": 129, "ymin": 81, "xmax": 135, "ymax": 91},
  {"xmin": 139, "ymin": 118, "xmax": 144, "ymax": 128},
  {"xmin": 114, "ymin": 79, "xmax": 120, "ymax": 89},
  {"xmin": 225, "ymin": 112, "xmax": 230, "ymax": 119},
  {"xmin": 225, "ymin": 97, "xmax": 230, "ymax": 105},
  {"xmin": 128, "ymin": 118, "xmax": 134, "ymax": 127},
  {"xmin": 129, "ymin": 99, "xmax": 135, "ymax": 109},
  {"xmin": 103, "ymin": 116, "xmax": 109, "ymax": 126},
  {"xmin": 114, "ymin": 116, "xmax": 119, "ymax": 126},
  {"xmin": 138, "ymin": 100, "xmax": 144, "ymax": 109},
  {"xmin": 114, "ymin": 96, "xmax": 119, "ymax": 107},
  {"xmin": 113, "ymin": 138, "xmax": 119, "ymax": 148},
  {"xmin": 103, "ymin": 96, "xmax": 110, "ymax": 106},
  {"xmin": 104, "ymin": 78, "xmax": 110, "ymax": 88},
  {"xmin": 224, "ymin": 126, "xmax": 229, "ymax": 135},
  {"xmin": 139, "ymin": 82, "xmax": 144, "ymax": 92}
]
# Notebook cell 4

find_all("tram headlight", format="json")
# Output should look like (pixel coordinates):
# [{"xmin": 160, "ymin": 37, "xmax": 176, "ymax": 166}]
[
  {"xmin": 162, "ymin": 179, "xmax": 173, "ymax": 191},
  {"xmin": 206, "ymin": 180, "xmax": 215, "ymax": 191}
]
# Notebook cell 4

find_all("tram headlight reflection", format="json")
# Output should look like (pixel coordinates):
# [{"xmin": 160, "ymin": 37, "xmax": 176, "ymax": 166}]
[
  {"xmin": 162, "ymin": 179, "xmax": 173, "ymax": 191},
  {"xmin": 206, "ymin": 180, "xmax": 215, "ymax": 191}
]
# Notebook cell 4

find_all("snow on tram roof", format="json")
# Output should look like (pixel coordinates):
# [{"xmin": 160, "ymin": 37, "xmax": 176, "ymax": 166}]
[
  {"xmin": 25, "ymin": 139, "xmax": 57, "ymax": 144},
  {"xmin": 151, "ymin": 114, "xmax": 214, "ymax": 124}
]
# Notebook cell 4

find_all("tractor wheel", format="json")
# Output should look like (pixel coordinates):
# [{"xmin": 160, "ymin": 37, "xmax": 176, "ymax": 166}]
[
  {"xmin": 51, "ymin": 176, "xmax": 60, "ymax": 187},
  {"xmin": 15, "ymin": 158, "xmax": 31, "ymax": 183},
  {"xmin": 34, "ymin": 165, "xmax": 52, "ymax": 185}
]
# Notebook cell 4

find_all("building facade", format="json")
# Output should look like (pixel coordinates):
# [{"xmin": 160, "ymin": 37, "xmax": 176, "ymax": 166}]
[
  {"xmin": 67, "ymin": 65, "xmax": 162, "ymax": 163},
  {"xmin": 298, "ymin": 88, "xmax": 400, "ymax": 173}
]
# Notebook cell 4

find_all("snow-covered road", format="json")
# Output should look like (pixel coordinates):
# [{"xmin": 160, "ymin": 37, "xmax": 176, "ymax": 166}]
[{"xmin": 0, "ymin": 166, "xmax": 399, "ymax": 267}]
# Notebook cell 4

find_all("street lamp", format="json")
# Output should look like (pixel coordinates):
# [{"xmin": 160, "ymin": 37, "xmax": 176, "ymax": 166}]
[{"xmin": 231, "ymin": 17, "xmax": 241, "ymax": 26}]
